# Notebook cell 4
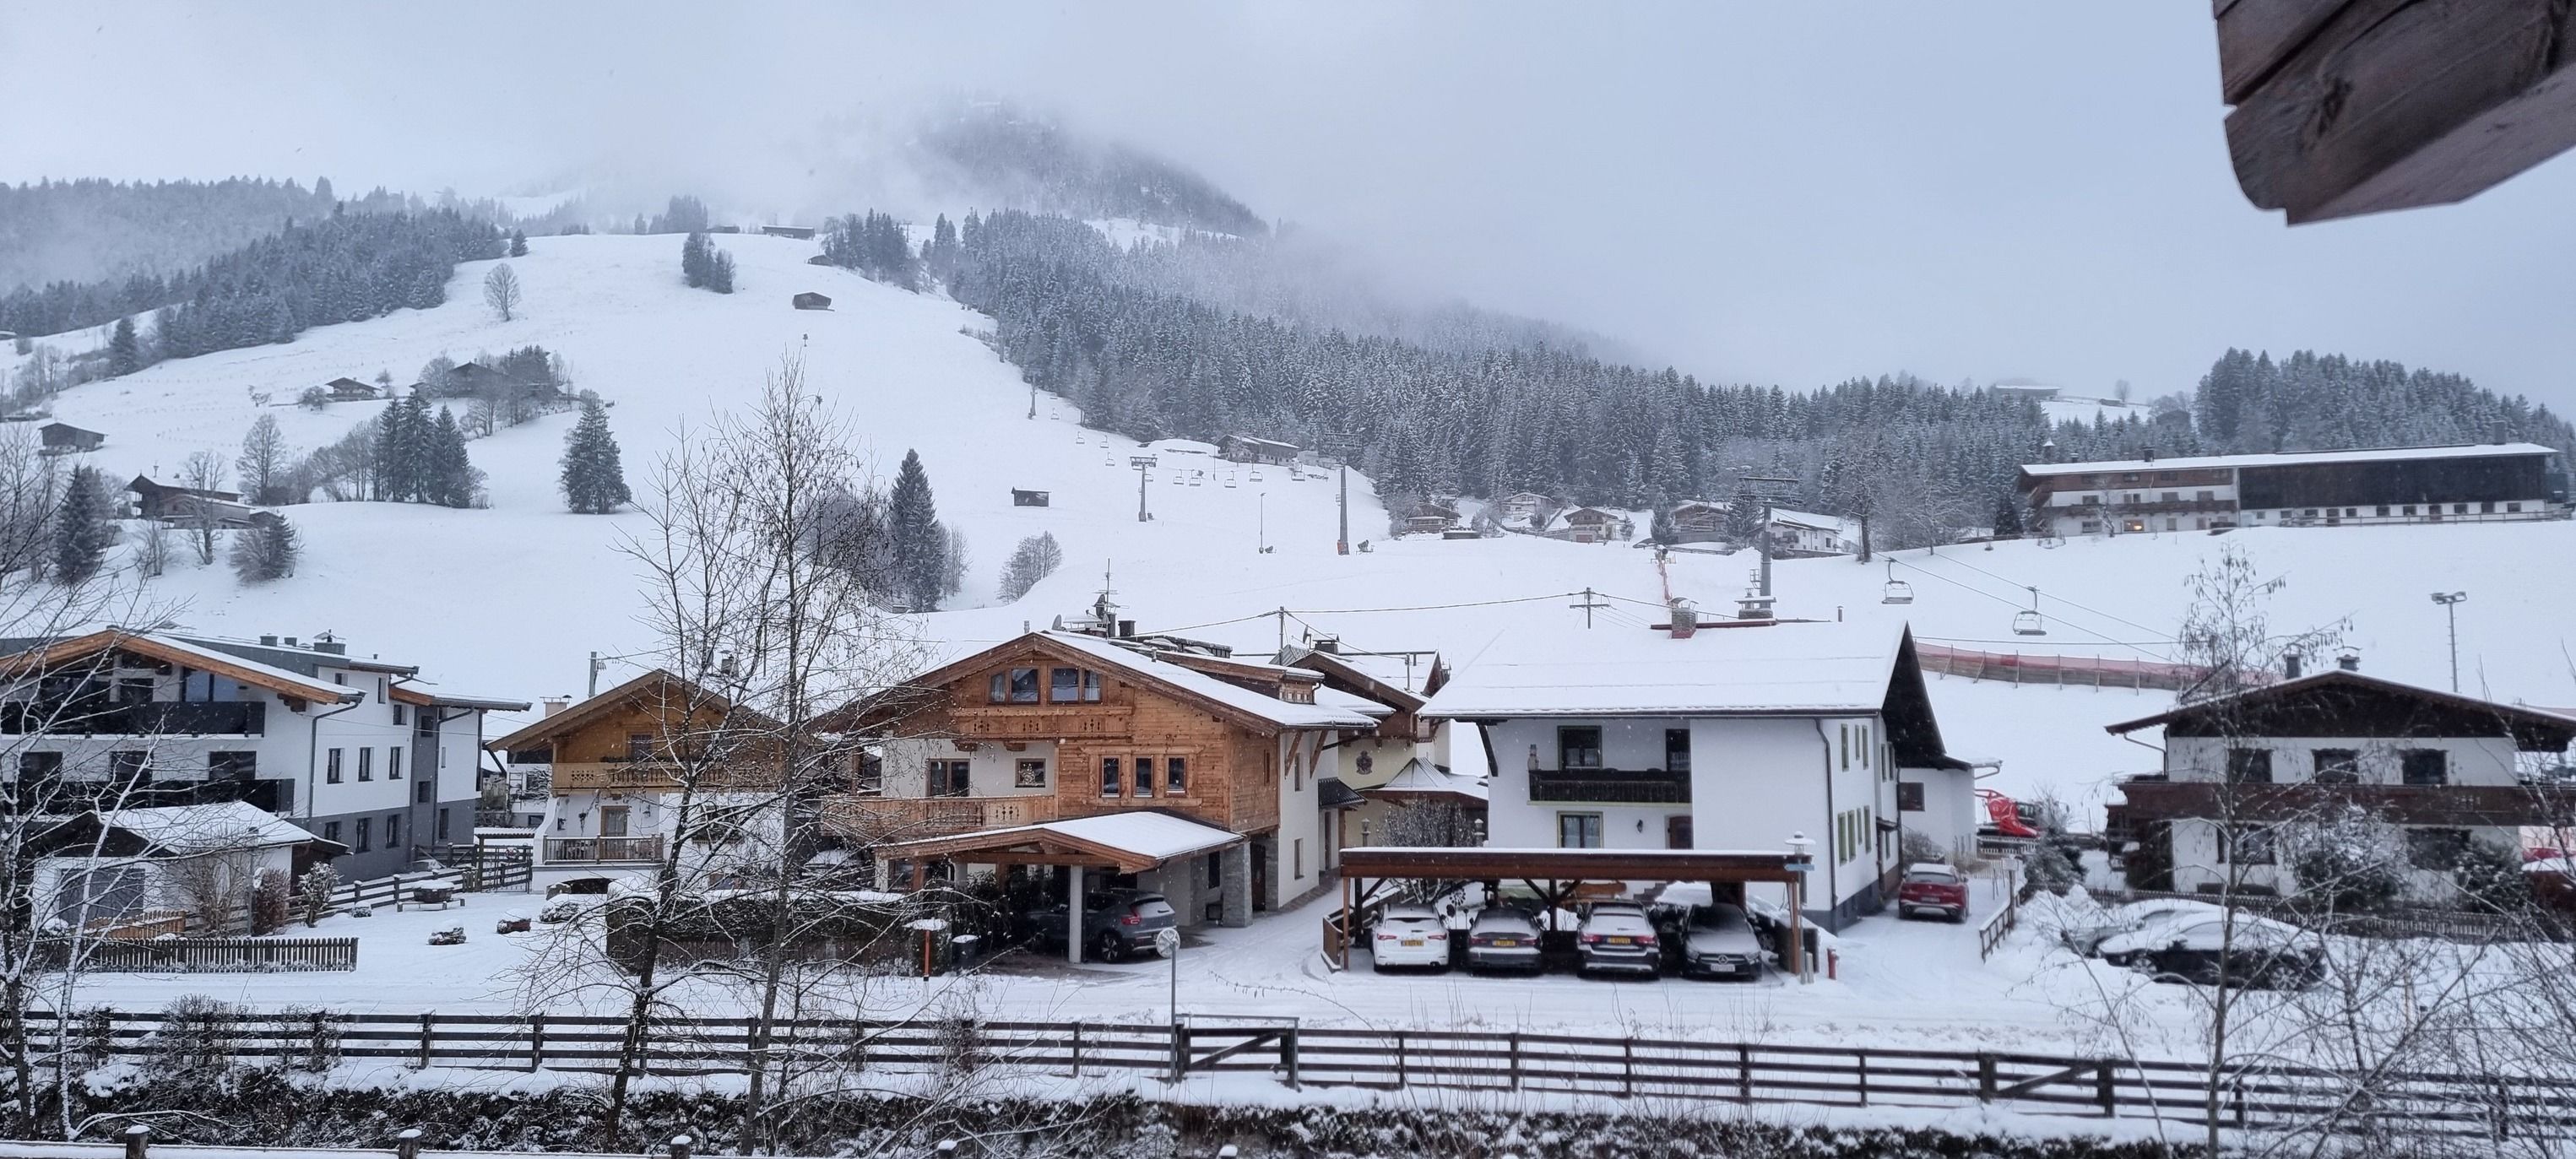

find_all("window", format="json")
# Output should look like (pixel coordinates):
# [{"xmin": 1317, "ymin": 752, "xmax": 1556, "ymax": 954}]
[
  {"xmin": 323, "ymin": 821, "xmax": 341, "ymax": 843},
  {"xmin": 354, "ymin": 818, "xmax": 372, "ymax": 853},
  {"xmin": 2407, "ymin": 828, "xmax": 2469, "ymax": 870},
  {"xmin": 2454, "ymin": 503, "xmax": 2469, "ymax": 515},
  {"xmin": 2312, "ymin": 749, "xmax": 2360, "ymax": 783},
  {"xmin": 17, "ymin": 751, "xmax": 61, "ymax": 781},
  {"xmin": 2401, "ymin": 749, "xmax": 2448, "ymax": 786},
  {"xmin": 1557, "ymin": 813, "xmax": 1604, "ymax": 848},
  {"xmin": 388, "ymin": 747, "xmax": 403, "ymax": 780},
  {"xmin": 1166, "ymin": 756, "xmax": 1187, "ymax": 794},
  {"xmin": 1897, "ymin": 781, "xmax": 1926, "ymax": 812},
  {"xmin": 1556, "ymin": 726, "xmax": 1603, "ymax": 770},
  {"xmin": 1293, "ymin": 838, "xmax": 1304, "ymax": 879},
  {"xmin": 385, "ymin": 814, "xmax": 402, "ymax": 850},
  {"xmin": 2226, "ymin": 748, "xmax": 2272, "ymax": 784},
  {"xmin": 625, "ymin": 733, "xmax": 652, "ymax": 761},
  {"xmin": 1081, "ymin": 671, "xmax": 1101, "ymax": 701},
  {"xmin": 1839, "ymin": 724, "xmax": 1850, "ymax": 770},
  {"xmin": 2161, "ymin": 491, "xmax": 2178, "ymax": 503},
  {"xmin": 1664, "ymin": 728, "xmax": 1690, "ymax": 772},
  {"xmin": 1100, "ymin": 757, "xmax": 1122, "ymax": 796},
  {"xmin": 1014, "ymin": 759, "xmax": 1048, "ymax": 788},
  {"xmin": 2375, "ymin": 506, "xmax": 2389, "ymax": 517},
  {"xmin": 109, "ymin": 750, "xmax": 150, "ymax": 784},
  {"xmin": 998, "ymin": 668, "xmax": 1039, "ymax": 703},
  {"xmin": 855, "ymin": 752, "xmax": 884, "ymax": 794},
  {"xmin": 928, "ymin": 759, "xmax": 971, "ymax": 798},
  {"xmin": 1049, "ymin": 668, "xmax": 1100, "ymax": 702},
  {"xmin": 1288, "ymin": 750, "xmax": 1301, "ymax": 792},
  {"xmin": 2080, "ymin": 495, "xmax": 2100, "ymax": 506},
  {"xmin": 2508, "ymin": 501, "xmax": 2524, "ymax": 513},
  {"xmin": 327, "ymin": 748, "xmax": 344, "ymax": 783},
  {"xmin": 437, "ymin": 810, "xmax": 451, "ymax": 842},
  {"xmin": 393, "ymin": 704, "xmax": 408, "ymax": 727},
  {"xmin": 2217, "ymin": 825, "xmax": 2275, "ymax": 865},
  {"xmin": 2197, "ymin": 490, "xmax": 2215, "ymax": 501},
  {"xmin": 415, "ymin": 779, "xmax": 433, "ymax": 804},
  {"xmin": 1136, "ymin": 755, "xmax": 1156, "ymax": 797},
  {"xmin": 358, "ymin": 749, "xmax": 373, "ymax": 781}
]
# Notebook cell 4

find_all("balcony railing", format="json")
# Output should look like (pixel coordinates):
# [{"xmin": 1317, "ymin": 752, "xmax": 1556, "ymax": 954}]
[
  {"xmin": 544, "ymin": 836, "xmax": 665, "ymax": 864},
  {"xmin": 550, "ymin": 761, "xmax": 776, "ymax": 793},
  {"xmin": 1529, "ymin": 768, "xmax": 1692, "ymax": 804},
  {"xmin": 0, "ymin": 701, "xmax": 265, "ymax": 736},
  {"xmin": 2118, "ymin": 778, "xmax": 2576, "ymax": 827},
  {"xmin": 822, "ymin": 795, "xmax": 1060, "ymax": 842}
]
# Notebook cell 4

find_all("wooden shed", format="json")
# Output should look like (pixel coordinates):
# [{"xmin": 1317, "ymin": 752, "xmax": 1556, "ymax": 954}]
[
  {"xmin": 1011, "ymin": 489, "xmax": 1050, "ymax": 507},
  {"xmin": 793, "ymin": 292, "xmax": 832, "ymax": 311},
  {"xmin": 39, "ymin": 423, "xmax": 104, "ymax": 454}
]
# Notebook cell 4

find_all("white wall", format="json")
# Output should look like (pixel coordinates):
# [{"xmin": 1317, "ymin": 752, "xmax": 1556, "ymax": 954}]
[
  {"xmin": 877, "ymin": 738, "xmax": 1060, "ymax": 798},
  {"xmin": 1901, "ymin": 766, "xmax": 1978, "ymax": 858},
  {"xmin": 2165, "ymin": 734, "xmax": 2520, "ymax": 787},
  {"xmin": 1274, "ymin": 732, "xmax": 1326, "ymax": 900}
]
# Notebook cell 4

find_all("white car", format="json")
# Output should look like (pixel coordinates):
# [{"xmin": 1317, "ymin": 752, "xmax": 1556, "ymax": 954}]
[
  {"xmin": 2062, "ymin": 898, "xmax": 2225, "ymax": 957},
  {"xmin": 1576, "ymin": 901, "xmax": 1662, "ymax": 976},
  {"xmin": 1369, "ymin": 904, "xmax": 1451, "ymax": 972},
  {"xmin": 2095, "ymin": 910, "xmax": 2297, "ymax": 967},
  {"xmin": 1679, "ymin": 903, "xmax": 1765, "ymax": 980}
]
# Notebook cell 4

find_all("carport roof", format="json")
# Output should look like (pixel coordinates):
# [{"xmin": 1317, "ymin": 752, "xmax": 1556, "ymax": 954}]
[
  {"xmin": 874, "ymin": 810, "xmax": 1244, "ymax": 875},
  {"xmin": 1338, "ymin": 846, "xmax": 1809, "ymax": 883}
]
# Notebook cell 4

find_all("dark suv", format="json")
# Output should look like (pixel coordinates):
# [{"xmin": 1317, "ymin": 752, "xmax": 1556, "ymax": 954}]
[{"xmin": 1034, "ymin": 889, "xmax": 1178, "ymax": 962}]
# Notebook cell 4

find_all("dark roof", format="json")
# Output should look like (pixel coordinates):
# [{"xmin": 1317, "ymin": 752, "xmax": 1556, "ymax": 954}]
[
  {"xmin": 2105, "ymin": 669, "xmax": 2576, "ymax": 752},
  {"xmin": 485, "ymin": 668, "xmax": 778, "ymax": 752},
  {"xmin": 40, "ymin": 422, "xmax": 102, "ymax": 437},
  {"xmin": 176, "ymin": 634, "xmax": 417, "ymax": 677},
  {"xmin": 1316, "ymin": 777, "xmax": 1365, "ymax": 810}
]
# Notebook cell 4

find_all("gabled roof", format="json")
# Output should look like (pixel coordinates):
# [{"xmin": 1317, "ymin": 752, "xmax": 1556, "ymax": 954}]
[
  {"xmin": 485, "ymin": 668, "xmax": 773, "ymax": 752},
  {"xmin": 92, "ymin": 801, "xmax": 336, "ymax": 856},
  {"xmin": 1370, "ymin": 756, "xmax": 1487, "ymax": 804},
  {"xmin": 1424, "ymin": 620, "xmax": 1913, "ymax": 719},
  {"xmin": 873, "ymin": 810, "xmax": 1243, "ymax": 873},
  {"xmin": 391, "ymin": 683, "xmax": 534, "ymax": 712},
  {"xmin": 844, "ymin": 631, "xmax": 1379, "ymax": 734},
  {"xmin": 1315, "ymin": 686, "xmax": 1396, "ymax": 718},
  {"xmin": 1281, "ymin": 647, "xmax": 1434, "ymax": 712},
  {"xmin": 2104, "ymin": 669, "xmax": 2576, "ymax": 750},
  {"xmin": 0, "ymin": 630, "xmax": 361, "ymax": 704},
  {"xmin": 2020, "ymin": 441, "xmax": 2561, "ymax": 479}
]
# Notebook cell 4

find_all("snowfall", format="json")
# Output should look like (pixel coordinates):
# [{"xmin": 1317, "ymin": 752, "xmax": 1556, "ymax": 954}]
[{"xmin": 12, "ymin": 231, "xmax": 2568, "ymax": 1064}]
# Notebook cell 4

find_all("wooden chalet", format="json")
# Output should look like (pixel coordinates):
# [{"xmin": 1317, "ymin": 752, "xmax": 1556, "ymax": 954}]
[
  {"xmin": 823, "ymin": 630, "xmax": 1383, "ymax": 948},
  {"xmin": 39, "ymin": 423, "xmax": 104, "ymax": 454},
  {"xmin": 1011, "ymin": 489, "xmax": 1050, "ymax": 507},
  {"xmin": 1545, "ymin": 506, "xmax": 1628, "ymax": 544},
  {"xmin": 791, "ymin": 292, "xmax": 832, "ymax": 311},
  {"xmin": 762, "ymin": 225, "xmax": 818, "ymax": 240},
  {"xmin": 323, "ymin": 377, "xmax": 377, "ymax": 402},
  {"xmin": 127, "ymin": 476, "xmax": 241, "ymax": 520},
  {"xmin": 1217, "ymin": 435, "xmax": 1300, "ymax": 465},
  {"xmin": 1667, "ymin": 500, "xmax": 1727, "ymax": 543}
]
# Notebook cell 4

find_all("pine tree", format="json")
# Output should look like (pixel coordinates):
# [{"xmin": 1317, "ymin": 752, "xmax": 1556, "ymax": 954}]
[
  {"xmin": 707, "ymin": 249, "xmax": 735, "ymax": 294},
  {"xmin": 559, "ymin": 398, "xmax": 632, "ymax": 513},
  {"xmin": 52, "ymin": 465, "xmax": 115, "ymax": 583},
  {"xmin": 887, "ymin": 449, "xmax": 946, "ymax": 611},
  {"xmin": 230, "ymin": 513, "xmax": 299, "ymax": 581},
  {"xmin": 107, "ymin": 317, "xmax": 140, "ymax": 376},
  {"xmin": 427, "ymin": 407, "xmax": 475, "ymax": 507},
  {"xmin": 681, "ymin": 231, "xmax": 708, "ymax": 288},
  {"xmin": 509, "ymin": 229, "xmax": 529, "ymax": 257},
  {"xmin": 372, "ymin": 393, "xmax": 427, "ymax": 501}
]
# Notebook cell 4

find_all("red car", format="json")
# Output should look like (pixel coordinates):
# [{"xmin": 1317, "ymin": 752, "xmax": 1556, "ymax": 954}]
[{"xmin": 1896, "ymin": 863, "xmax": 1969, "ymax": 923}]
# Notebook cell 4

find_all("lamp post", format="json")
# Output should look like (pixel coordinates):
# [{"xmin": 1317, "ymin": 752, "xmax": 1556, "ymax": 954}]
[
  {"xmin": 2431, "ymin": 591, "xmax": 2467, "ymax": 692},
  {"xmin": 1784, "ymin": 831, "xmax": 1814, "ymax": 984}
]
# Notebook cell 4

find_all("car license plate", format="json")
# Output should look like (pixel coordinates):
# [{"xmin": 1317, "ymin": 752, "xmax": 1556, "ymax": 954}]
[
  {"xmin": 1609, "ymin": 936, "xmax": 1633, "ymax": 945},
  {"xmin": 1401, "ymin": 938, "xmax": 1424, "ymax": 947},
  {"xmin": 1493, "ymin": 939, "xmax": 1518, "ymax": 948}
]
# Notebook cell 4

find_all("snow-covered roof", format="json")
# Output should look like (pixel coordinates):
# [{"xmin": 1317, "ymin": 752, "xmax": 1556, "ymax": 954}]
[
  {"xmin": 97, "ymin": 801, "xmax": 328, "ymax": 854},
  {"xmin": 1423, "ymin": 620, "xmax": 1907, "ymax": 718},
  {"xmin": 885, "ymin": 810, "xmax": 1243, "ymax": 864},
  {"xmin": 1767, "ymin": 507, "xmax": 1853, "ymax": 538},
  {"xmin": 1374, "ymin": 756, "xmax": 1487, "ymax": 801},
  {"xmin": 2020, "ymin": 441, "xmax": 2561, "ymax": 479},
  {"xmin": 5, "ymin": 630, "xmax": 363, "ymax": 703},
  {"xmin": 1038, "ymin": 631, "xmax": 1380, "ymax": 730},
  {"xmin": 1316, "ymin": 686, "xmax": 1396, "ymax": 718}
]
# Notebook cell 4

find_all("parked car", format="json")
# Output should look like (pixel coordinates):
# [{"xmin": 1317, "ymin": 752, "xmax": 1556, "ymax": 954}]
[
  {"xmin": 2061, "ymin": 898, "xmax": 2226, "ymax": 958},
  {"xmin": 1033, "ymin": 889, "xmax": 1177, "ymax": 962},
  {"xmin": 2136, "ymin": 919, "xmax": 2324, "ymax": 988},
  {"xmin": 1678, "ymin": 903, "xmax": 1765, "ymax": 980},
  {"xmin": 2093, "ymin": 908, "xmax": 2296, "ymax": 967},
  {"xmin": 1369, "ymin": 903, "xmax": 1451, "ymax": 972},
  {"xmin": 1895, "ymin": 863, "xmax": 1969, "ymax": 922},
  {"xmin": 1463, "ymin": 905, "xmax": 1544, "ymax": 972},
  {"xmin": 1576, "ymin": 900, "xmax": 1660, "ymax": 977}
]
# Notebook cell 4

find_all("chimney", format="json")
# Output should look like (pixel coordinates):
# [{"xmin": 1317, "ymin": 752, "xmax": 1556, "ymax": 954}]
[
  {"xmin": 2338, "ymin": 652, "xmax": 2361, "ymax": 672},
  {"xmin": 282, "ymin": 636, "xmax": 299, "ymax": 648},
  {"xmin": 542, "ymin": 696, "xmax": 571, "ymax": 717},
  {"xmin": 1314, "ymin": 636, "xmax": 1341, "ymax": 654},
  {"xmin": 2284, "ymin": 653, "xmax": 2303, "ymax": 680},
  {"xmin": 312, "ymin": 639, "xmax": 347, "ymax": 656},
  {"xmin": 1668, "ymin": 598, "xmax": 1698, "ymax": 639},
  {"xmin": 258, "ymin": 635, "xmax": 278, "ymax": 646},
  {"xmin": 2143, "ymin": 447, "xmax": 2156, "ymax": 464},
  {"xmin": 1117, "ymin": 619, "xmax": 1136, "ymax": 639}
]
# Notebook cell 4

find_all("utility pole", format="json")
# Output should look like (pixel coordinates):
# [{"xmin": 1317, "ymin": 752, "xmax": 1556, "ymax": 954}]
[
  {"xmin": 587, "ymin": 651, "xmax": 605, "ymax": 698},
  {"xmin": 2432, "ymin": 591, "xmax": 2467, "ymax": 691},
  {"xmin": 1570, "ymin": 587, "xmax": 1608, "ymax": 629},
  {"xmin": 1131, "ymin": 455, "xmax": 1158, "ymax": 523},
  {"xmin": 1336, "ymin": 466, "xmax": 1349, "ymax": 555}
]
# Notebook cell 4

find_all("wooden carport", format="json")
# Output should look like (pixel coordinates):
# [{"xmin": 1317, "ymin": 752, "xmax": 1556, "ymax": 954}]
[
  {"xmin": 874, "ymin": 814, "xmax": 1245, "ymax": 964},
  {"xmin": 1332, "ymin": 847, "xmax": 1815, "ymax": 974}
]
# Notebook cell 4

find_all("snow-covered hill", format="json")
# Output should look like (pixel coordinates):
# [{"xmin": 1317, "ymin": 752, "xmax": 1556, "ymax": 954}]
[{"xmin": 28, "ymin": 232, "xmax": 2576, "ymax": 819}]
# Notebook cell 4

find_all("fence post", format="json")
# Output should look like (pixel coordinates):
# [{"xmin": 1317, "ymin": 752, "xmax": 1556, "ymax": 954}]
[
  {"xmin": 1738, "ymin": 1044, "xmax": 1752, "ymax": 1102},
  {"xmin": 670, "ymin": 1135, "xmax": 694, "ymax": 1159},
  {"xmin": 1856, "ymin": 1049, "xmax": 1868, "ymax": 1107},
  {"xmin": 1168, "ymin": 1021, "xmax": 1185, "ymax": 1083},
  {"xmin": 1507, "ymin": 1032, "xmax": 1521, "ymax": 1091},
  {"xmin": 1281, "ymin": 1026, "xmax": 1299, "ymax": 1090},
  {"xmin": 1069, "ymin": 1020, "xmax": 1082, "ymax": 1078},
  {"xmin": 417, "ymin": 1012, "xmax": 434, "ymax": 1069},
  {"xmin": 122, "ymin": 1124, "xmax": 149, "ymax": 1159},
  {"xmin": 2098, "ymin": 1061, "xmax": 2116, "ymax": 1117},
  {"xmin": 394, "ymin": 1128, "xmax": 424, "ymax": 1159},
  {"xmin": 529, "ymin": 1014, "xmax": 545, "ymax": 1072},
  {"xmin": 1394, "ymin": 1031, "xmax": 1407, "ymax": 1090},
  {"xmin": 2494, "ymin": 1080, "xmax": 2510, "ymax": 1141},
  {"xmin": 1977, "ymin": 1053, "xmax": 1996, "ymax": 1102},
  {"xmin": 1622, "ymin": 1037, "xmax": 1634, "ymax": 1098}
]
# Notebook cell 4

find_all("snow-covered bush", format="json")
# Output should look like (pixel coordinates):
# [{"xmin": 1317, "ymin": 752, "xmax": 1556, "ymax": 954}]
[
  {"xmin": 150, "ymin": 996, "xmax": 245, "ymax": 1073},
  {"xmin": 296, "ymin": 864, "xmax": 337, "ymax": 927},
  {"xmin": 250, "ymin": 868, "xmax": 290, "ymax": 934},
  {"xmin": 2454, "ymin": 837, "xmax": 2532, "ymax": 914}
]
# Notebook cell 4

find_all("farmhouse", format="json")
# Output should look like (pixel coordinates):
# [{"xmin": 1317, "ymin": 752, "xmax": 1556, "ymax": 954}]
[
  {"xmin": 1543, "ymin": 506, "xmax": 1631, "ymax": 544},
  {"xmin": 323, "ymin": 376, "xmax": 377, "ymax": 402},
  {"xmin": 822, "ymin": 628, "xmax": 1384, "ymax": 952},
  {"xmin": 1217, "ymin": 435, "xmax": 1300, "ymax": 465},
  {"xmin": 126, "ymin": 476, "xmax": 242, "ymax": 520},
  {"xmin": 0, "ymin": 630, "xmax": 520, "ymax": 882},
  {"xmin": 39, "ymin": 422, "xmax": 104, "ymax": 454},
  {"xmin": 2017, "ymin": 443, "xmax": 2567, "ymax": 539},
  {"xmin": 762, "ymin": 225, "xmax": 818, "ymax": 240},
  {"xmin": 1419, "ymin": 616, "xmax": 1968, "ymax": 930},
  {"xmin": 792, "ymin": 292, "xmax": 832, "ymax": 311},
  {"xmin": 1769, "ymin": 508, "xmax": 1857, "ymax": 557},
  {"xmin": 2107, "ymin": 668, "xmax": 2576, "ymax": 903}
]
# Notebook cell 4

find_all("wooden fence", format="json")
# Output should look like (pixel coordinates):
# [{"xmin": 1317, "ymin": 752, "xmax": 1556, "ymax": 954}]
[
  {"xmin": 26, "ymin": 1008, "xmax": 2576, "ymax": 1139},
  {"xmin": 57, "ymin": 936, "xmax": 357, "ymax": 972}
]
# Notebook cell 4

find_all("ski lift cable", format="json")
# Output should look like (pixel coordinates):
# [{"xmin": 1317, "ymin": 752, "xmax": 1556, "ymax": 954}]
[
  {"xmin": 1910, "ymin": 551, "xmax": 2177, "ymax": 643},
  {"xmin": 1885, "ymin": 555, "xmax": 2172, "ymax": 662}
]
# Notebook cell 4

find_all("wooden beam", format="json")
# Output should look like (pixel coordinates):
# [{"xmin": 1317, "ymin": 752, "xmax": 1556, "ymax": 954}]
[{"xmin": 2223, "ymin": 0, "xmax": 2576, "ymax": 222}]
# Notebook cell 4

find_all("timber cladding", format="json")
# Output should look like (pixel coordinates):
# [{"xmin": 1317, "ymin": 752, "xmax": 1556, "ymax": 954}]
[{"xmin": 860, "ymin": 636, "xmax": 1292, "ymax": 837}]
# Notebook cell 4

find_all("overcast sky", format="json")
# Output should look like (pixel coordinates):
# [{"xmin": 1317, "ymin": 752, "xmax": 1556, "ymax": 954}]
[{"xmin": 6, "ymin": 3, "xmax": 2573, "ymax": 409}]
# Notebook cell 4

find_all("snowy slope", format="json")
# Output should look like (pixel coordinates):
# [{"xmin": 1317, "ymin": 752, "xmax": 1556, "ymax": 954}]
[{"xmin": 28, "ymin": 232, "xmax": 2576, "ymax": 824}]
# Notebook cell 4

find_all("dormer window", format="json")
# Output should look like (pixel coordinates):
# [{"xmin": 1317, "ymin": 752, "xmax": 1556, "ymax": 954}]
[{"xmin": 989, "ymin": 668, "xmax": 1040, "ymax": 704}]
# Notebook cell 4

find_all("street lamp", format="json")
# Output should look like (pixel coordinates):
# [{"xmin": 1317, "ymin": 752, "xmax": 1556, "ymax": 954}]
[
  {"xmin": 2431, "ymin": 591, "xmax": 2467, "ymax": 692},
  {"xmin": 1783, "ymin": 831, "xmax": 1814, "ymax": 985}
]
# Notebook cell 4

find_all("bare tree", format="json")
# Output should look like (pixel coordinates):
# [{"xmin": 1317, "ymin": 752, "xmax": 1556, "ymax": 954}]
[
  {"xmin": 483, "ymin": 263, "xmax": 522, "ymax": 322},
  {"xmin": 235, "ymin": 414, "xmax": 290, "ymax": 506},
  {"xmin": 173, "ymin": 451, "xmax": 227, "ymax": 566}
]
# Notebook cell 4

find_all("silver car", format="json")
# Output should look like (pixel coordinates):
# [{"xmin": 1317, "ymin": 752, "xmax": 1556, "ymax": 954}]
[
  {"xmin": 1680, "ymin": 903, "xmax": 1765, "ymax": 980},
  {"xmin": 1463, "ymin": 906, "xmax": 1543, "ymax": 972},
  {"xmin": 1576, "ymin": 901, "xmax": 1660, "ymax": 976}
]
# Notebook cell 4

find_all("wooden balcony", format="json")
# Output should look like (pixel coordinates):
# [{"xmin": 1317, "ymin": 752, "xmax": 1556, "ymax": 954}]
[
  {"xmin": 2118, "ymin": 778, "xmax": 2576, "ymax": 827},
  {"xmin": 550, "ymin": 761, "xmax": 775, "ymax": 793},
  {"xmin": 822, "ymin": 794, "xmax": 1062, "ymax": 842},
  {"xmin": 948, "ymin": 706, "xmax": 1133, "ymax": 741},
  {"xmin": 1529, "ymin": 768, "xmax": 1692, "ymax": 804},
  {"xmin": 544, "ymin": 836, "xmax": 665, "ymax": 864}
]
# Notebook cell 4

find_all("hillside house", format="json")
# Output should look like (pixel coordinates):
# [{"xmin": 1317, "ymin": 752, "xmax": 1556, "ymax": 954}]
[
  {"xmin": 792, "ymin": 292, "xmax": 832, "ymax": 311},
  {"xmin": 1769, "ymin": 509, "xmax": 1857, "ymax": 557},
  {"xmin": 1011, "ymin": 489, "xmax": 1050, "ymax": 507},
  {"xmin": 1665, "ymin": 500, "xmax": 1728, "ymax": 544},
  {"xmin": 1420, "ymin": 618, "xmax": 1967, "ymax": 930},
  {"xmin": 762, "ymin": 225, "xmax": 818, "ymax": 240},
  {"xmin": 2017, "ymin": 443, "xmax": 2567, "ymax": 538},
  {"xmin": 39, "ymin": 423, "xmax": 104, "ymax": 455},
  {"xmin": 485, "ymin": 669, "xmax": 788, "ymax": 893},
  {"xmin": 323, "ymin": 377, "xmax": 377, "ymax": 402},
  {"xmin": 0, "ymin": 630, "xmax": 522, "ymax": 882},
  {"xmin": 1217, "ymin": 435, "xmax": 1300, "ymax": 465},
  {"xmin": 31, "ymin": 801, "xmax": 342, "ymax": 933},
  {"xmin": 2107, "ymin": 669, "xmax": 2576, "ymax": 903},
  {"xmin": 123, "ymin": 477, "xmax": 239, "ymax": 520},
  {"xmin": 822, "ymin": 630, "xmax": 1383, "ymax": 953},
  {"xmin": 1543, "ymin": 506, "xmax": 1631, "ymax": 544}
]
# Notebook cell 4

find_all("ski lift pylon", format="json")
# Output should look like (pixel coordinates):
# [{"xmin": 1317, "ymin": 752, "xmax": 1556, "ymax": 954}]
[
  {"xmin": 2013, "ymin": 586, "xmax": 2047, "ymax": 636},
  {"xmin": 1880, "ymin": 561, "xmax": 1914, "ymax": 605}
]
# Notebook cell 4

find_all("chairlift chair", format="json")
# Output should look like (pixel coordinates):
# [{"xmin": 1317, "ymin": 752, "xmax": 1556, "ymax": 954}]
[
  {"xmin": 1223, "ymin": 474, "xmax": 1239, "ymax": 488},
  {"xmin": 1250, "ymin": 468, "xmax": 1265, "ymax": 482},
  {"xmin": 1880, "ymin": 561, "xmax": 1914, "ymax": 605},
  {"xmin": 2013, "ymin": 587, "xmax": 2047, "ymax": 636}
]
